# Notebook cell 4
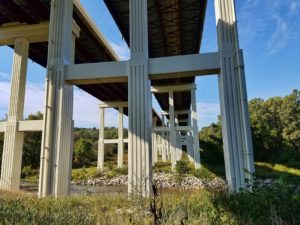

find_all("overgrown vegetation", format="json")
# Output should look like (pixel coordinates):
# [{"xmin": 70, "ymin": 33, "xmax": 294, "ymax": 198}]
[
  {"xmin": 0, "ymin": 179, "xmax": 299, "ymax": 225},
  {"xmin": 200, "ymin": 90, "xmax": 300, "ymax": 169}
]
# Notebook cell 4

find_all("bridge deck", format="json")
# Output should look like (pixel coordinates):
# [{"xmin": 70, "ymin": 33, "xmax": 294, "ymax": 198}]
[{"xmin": 0, "ymin": 0, "xmax": 208, "ymax": 120}]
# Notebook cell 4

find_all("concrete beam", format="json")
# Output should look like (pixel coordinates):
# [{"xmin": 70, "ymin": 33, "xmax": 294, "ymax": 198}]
[
  {"xmin": 149, "ymin": 52, "xmax": 220, "ymax": 80},
  {"xmin": 65, "ymin": 53, "xmax": 220, "ymax": 85},
  {"xmin": 151, "ymin": 83, "xmax": 196, "ymax": 93},
  {"xmin": 0, "ymin": 21, "xmax": 80, "ymax": 46},
  {"xmin": 18, "ymin": 120, "xmax": 43, "ymax": 132},
  {"xmin": 65, "ymin": 61, "xmax": 128, "ymax": 85},
  {"xmin": 104, "ymin": 139, "xmax": 129, "ymax": 144},
  {"xmin": 153, "ymin": 127, "xmax": 170, "ymax": 132},
  {"xmin": 161, "ymin": 110, "xmax": 191, "ymax": 115},
  {"xmin": 0, "ymin": 22, "xmax": 49, "ymax": 46},
  {"xmin": 99, "ymin": 101, "xmax": 128, "ymax": 108}
]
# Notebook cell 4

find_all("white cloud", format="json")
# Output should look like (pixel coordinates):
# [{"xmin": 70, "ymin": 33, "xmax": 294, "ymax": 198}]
[
  {"xmin": 239, "ymin": 0, "xmax": 299, "ymax": 55},
  {"xmin": 197, "ymin": 102, "xmax": 220, "ymax": 128},
  {"xmin": 0, "ymin": 81, "xmax": 220, "ymax": 129},
  {"xmin": 290, "ymin": 2, "xmax": 300, "ymax": 15},
  {"xmin": 0, "ymin": 72, "xmax": 10, "ymax": 81},
  {"xmin": 266, "ymin": 15, "xmax": 292, "ymax": 54},
  {"xmin": 0, "ymin": 81, "xmax": 121, "ymax": 127},
  {"xmin": 109, "ymin": 41, "xmax": 130, "ymax": 60}
]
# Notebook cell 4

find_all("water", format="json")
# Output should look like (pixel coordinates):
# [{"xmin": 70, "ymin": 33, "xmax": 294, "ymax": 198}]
[{"xmin": 20, "ymin": 181, "xmax": 127, "ymax": 196}]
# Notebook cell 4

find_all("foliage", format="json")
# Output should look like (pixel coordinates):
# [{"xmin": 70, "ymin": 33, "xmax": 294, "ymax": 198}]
[
  {"xmin": 73, "ymin": 138, "xmax": 95, "ymax": 166},
  {"xmin": 175, "ymin": 160, "xmax": 193, "ymax": 175},
  {"xmin": 193, "ymin": 167, "xmax": 217, "ymax": 181},
  {"xmin": 199, "ymin": 118, "xmax": 224, "ymax": 165},
  {"xmin": 0, "ymin": 180, "xmax": 299, "ymax": 225},
  {"xmin": 22, "ymin": 112, "xmax": 43, "ymax": 169},
  {"xmin": 249, "ymin": 90, "xmax": 300, "ymax": 164},
  {"xmin": 199, "ymin": 90, "xmax": 300, "ymax": 167}
]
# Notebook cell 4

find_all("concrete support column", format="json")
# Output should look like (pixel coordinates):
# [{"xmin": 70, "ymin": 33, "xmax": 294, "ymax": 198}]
[
  {"xmin": 152, "ymin": 118, "xmax": 158, "ymax": 164},
  {"xmin": 117, "ymin": 107, "xmax": 124, "ymax": 168},
  {"xmin": 128, "ymin": 0, "xmax": 152, "ymax": 197},
  {"xmin": 161, "ymin": 132, "xmax": 167, "ymax": 162},
  {"xmin": 175, "ymin": 117, "xmax": 182, "ymax": 161},
  {"xmin": 0, "ymin": 38, "xmax": 29, "ymax": 190},
  {"xmin": 215, "ymin": 0, "xmax": 255, "ymax": 191},
  {"xmin": 191, "ymin": 88, "xmax": 201, "ymax": 169},
  {"xmin": 38, "ymin": 0, "xmax": 74, "ymax": 197},
  {"xmin": 169, "ymin": 91, "xmax": 177, "ymax": 169},
  {"xmin": 160, "ymin": 115, "xmax": 167, "ymax": 162},
  {"xmin": 187, "ymin": 113, "xmax": 194, "ymax": 163},
  {"xmin": 98, "ymin": 107, "xmax": 105, "ymax": 170}
]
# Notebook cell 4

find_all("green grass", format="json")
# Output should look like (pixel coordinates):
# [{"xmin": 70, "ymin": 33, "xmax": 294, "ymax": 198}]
[
  {"xmin": 0, "ymin": 180, "xmax": 299, "ymax": 225},
  {"xmin": 255, "ymin": 162, "xmax": 300, "ymax": 176}
]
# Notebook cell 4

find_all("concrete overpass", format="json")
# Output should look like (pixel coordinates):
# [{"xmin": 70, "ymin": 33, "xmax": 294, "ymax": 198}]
[{"xmin": 0, "ymin": 0, "xmax": 255, "ymax": 197}]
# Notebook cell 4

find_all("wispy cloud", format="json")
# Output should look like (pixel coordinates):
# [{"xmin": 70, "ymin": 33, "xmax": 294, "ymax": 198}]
[
  {"xmin": 289, "ymin": 1, "xmax": 300, "ymax": 15},
  {"xmin": 0, "ymin": 72, "xmax": 10, "ymax": 82},
  {"xmin": 197, "ymin": 102, "xmax": 220, "ymax": 128},
  {"xmin": 0, "ymin": 81, "xmax": 123, "ymax": 127},
  {"xmin": 109, "ymin": 41, "xmax": 130, "ymax": 60},
  {"xmin": 238, "ymin": 0, "xmax": 299, "ymax": 55}
]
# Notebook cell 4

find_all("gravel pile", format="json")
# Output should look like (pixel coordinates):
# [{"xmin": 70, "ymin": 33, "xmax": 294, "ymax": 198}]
[{"xmin": 72, "ymin": 172, "xmax": 229, "ymax": 191}]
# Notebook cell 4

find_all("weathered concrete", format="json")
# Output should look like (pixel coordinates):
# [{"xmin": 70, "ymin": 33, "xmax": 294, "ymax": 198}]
[
  {"xmin": 0, "ymin": 38, "xmax": 29, "ymax": 190},
  {"xmin": 128, "ymin": 0, "xmax": 152, "ymax": 197},
  {"xmin": 215, "ymin": 0, "xmax": 255, "ymax": 191},
  {"xmin": 38, "ymin": 0, "xmax": 75, "ymax": 197}
]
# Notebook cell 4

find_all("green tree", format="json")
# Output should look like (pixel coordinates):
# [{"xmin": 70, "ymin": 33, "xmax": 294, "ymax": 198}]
[
  {"xmin": 199, "ymin": 90, "xmax": 300, "ymax": 167},
  {"xmin": 199, "ymin": 118, "xmax": 224, "ymax": 164},
  {"xmin": 73, "ymin": 138, "xmax": 94, "ymax": 166},
  {"xmin": 22, "ymin": 112, "xmax": 43, "ymax": 168}
]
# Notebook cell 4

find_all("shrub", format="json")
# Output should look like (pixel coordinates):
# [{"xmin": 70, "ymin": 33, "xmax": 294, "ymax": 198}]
[{"xmin": 175, "ymin": 160, "xmax": 193, "ymax": 175}]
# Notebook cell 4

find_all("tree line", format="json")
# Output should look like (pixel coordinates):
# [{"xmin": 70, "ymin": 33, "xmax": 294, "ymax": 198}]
[{"xmin": 200, "ymin": 90, "xmax": 300, "ymax": 168}]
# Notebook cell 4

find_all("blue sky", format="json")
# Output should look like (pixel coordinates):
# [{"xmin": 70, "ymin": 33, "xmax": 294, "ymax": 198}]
[{"xmin": 0, "ymin": 0, "xmax": 299, "ymax": 129}]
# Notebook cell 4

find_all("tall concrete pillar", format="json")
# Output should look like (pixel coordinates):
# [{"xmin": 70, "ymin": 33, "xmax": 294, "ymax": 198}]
[
  {"xmin": 215, "ymin": 0, "xmax": 255, "ymax": 191},
  {"xmin": 0, "ymin": 38, "xmax": 29, "ymax": 190},
  {"xmin": 152, "ymin": 118, "xmax": 158, "ymax": 164},
  {"xmin": 38, "ymin": 0, "xmax": 74, "ymax": 197},
  {"xmin": 187, "ymin": 113, "xmax": 194, "ymax": 163},
  {"xmin": 161, "ymin": 132, "xmax": 167, "ymax": 162},
  {"xmin": 117, "ymin": 107, "xmax": 124, "ymax": 168},
  {"xmin": 169, "ymin": 91, "xmax": 177, "ymax": 169},
  {"xmin": 97, "ymin": 107, "xmax": 105, "ymax": 170},
  {"xmin": 191, "ymin": 88, "xmax": 201, "ymax": 169},
  {"xmin": 128, "ymin": 0, "xmax": 152, "ymax": 197}
]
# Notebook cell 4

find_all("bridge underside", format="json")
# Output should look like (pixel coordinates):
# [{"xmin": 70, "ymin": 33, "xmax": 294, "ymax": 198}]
[{"xmin": 0, "ymin": 0, "xmax": 255, "ymax": 197}]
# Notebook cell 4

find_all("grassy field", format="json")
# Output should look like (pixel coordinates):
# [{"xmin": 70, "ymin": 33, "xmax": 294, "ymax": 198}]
[
  {"xmin": 8, "ymin": 159, "xmax": 300, "ymax": 225},
  {"xmin": 0, "ymin": 181, "xmax": 299, "ymax": 225}
]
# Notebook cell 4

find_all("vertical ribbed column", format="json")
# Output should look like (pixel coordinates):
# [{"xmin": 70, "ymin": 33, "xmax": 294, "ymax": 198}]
[
  {"xmin": 98, "ymin": 107, "xmax": 105, "ymax": 170},
  {"xmin": 128, "ymin": 0, "xmax": 152, "ymax": 197},
  {"xmin": 0, "ymin": 38, "xmax": 29, "ymax": 190},
  {"xmin": 191, "ymin": 88, "xmax": 201, "ymax": 169},
  {"xmin": 174, "ymin": 116, "xmax": 182, "ymax": 161},
  {"xmin": 215, "ymin": 0, "xmax": 255, "ymax": 191},
  {"xmin": 117, "ymin": 107, "xmax": 124, "ymax": 168},
  {"xmin": 152, "ymin": 118, "xmax": 158, "ymax": 164},
  {"xmin": 161, "ymin": 132, "xmax": 167, "ymax": 162},
  {"xmin": 187, "ymin": 113, "xmax": 194, "ymax": 163},
  {"xmin": 38, "ymin": 0, "xmax": 74, "ymax": 197},
  {"xmin": 169, "ymin": 91, "xmax": 177, "ymax": 169}
]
